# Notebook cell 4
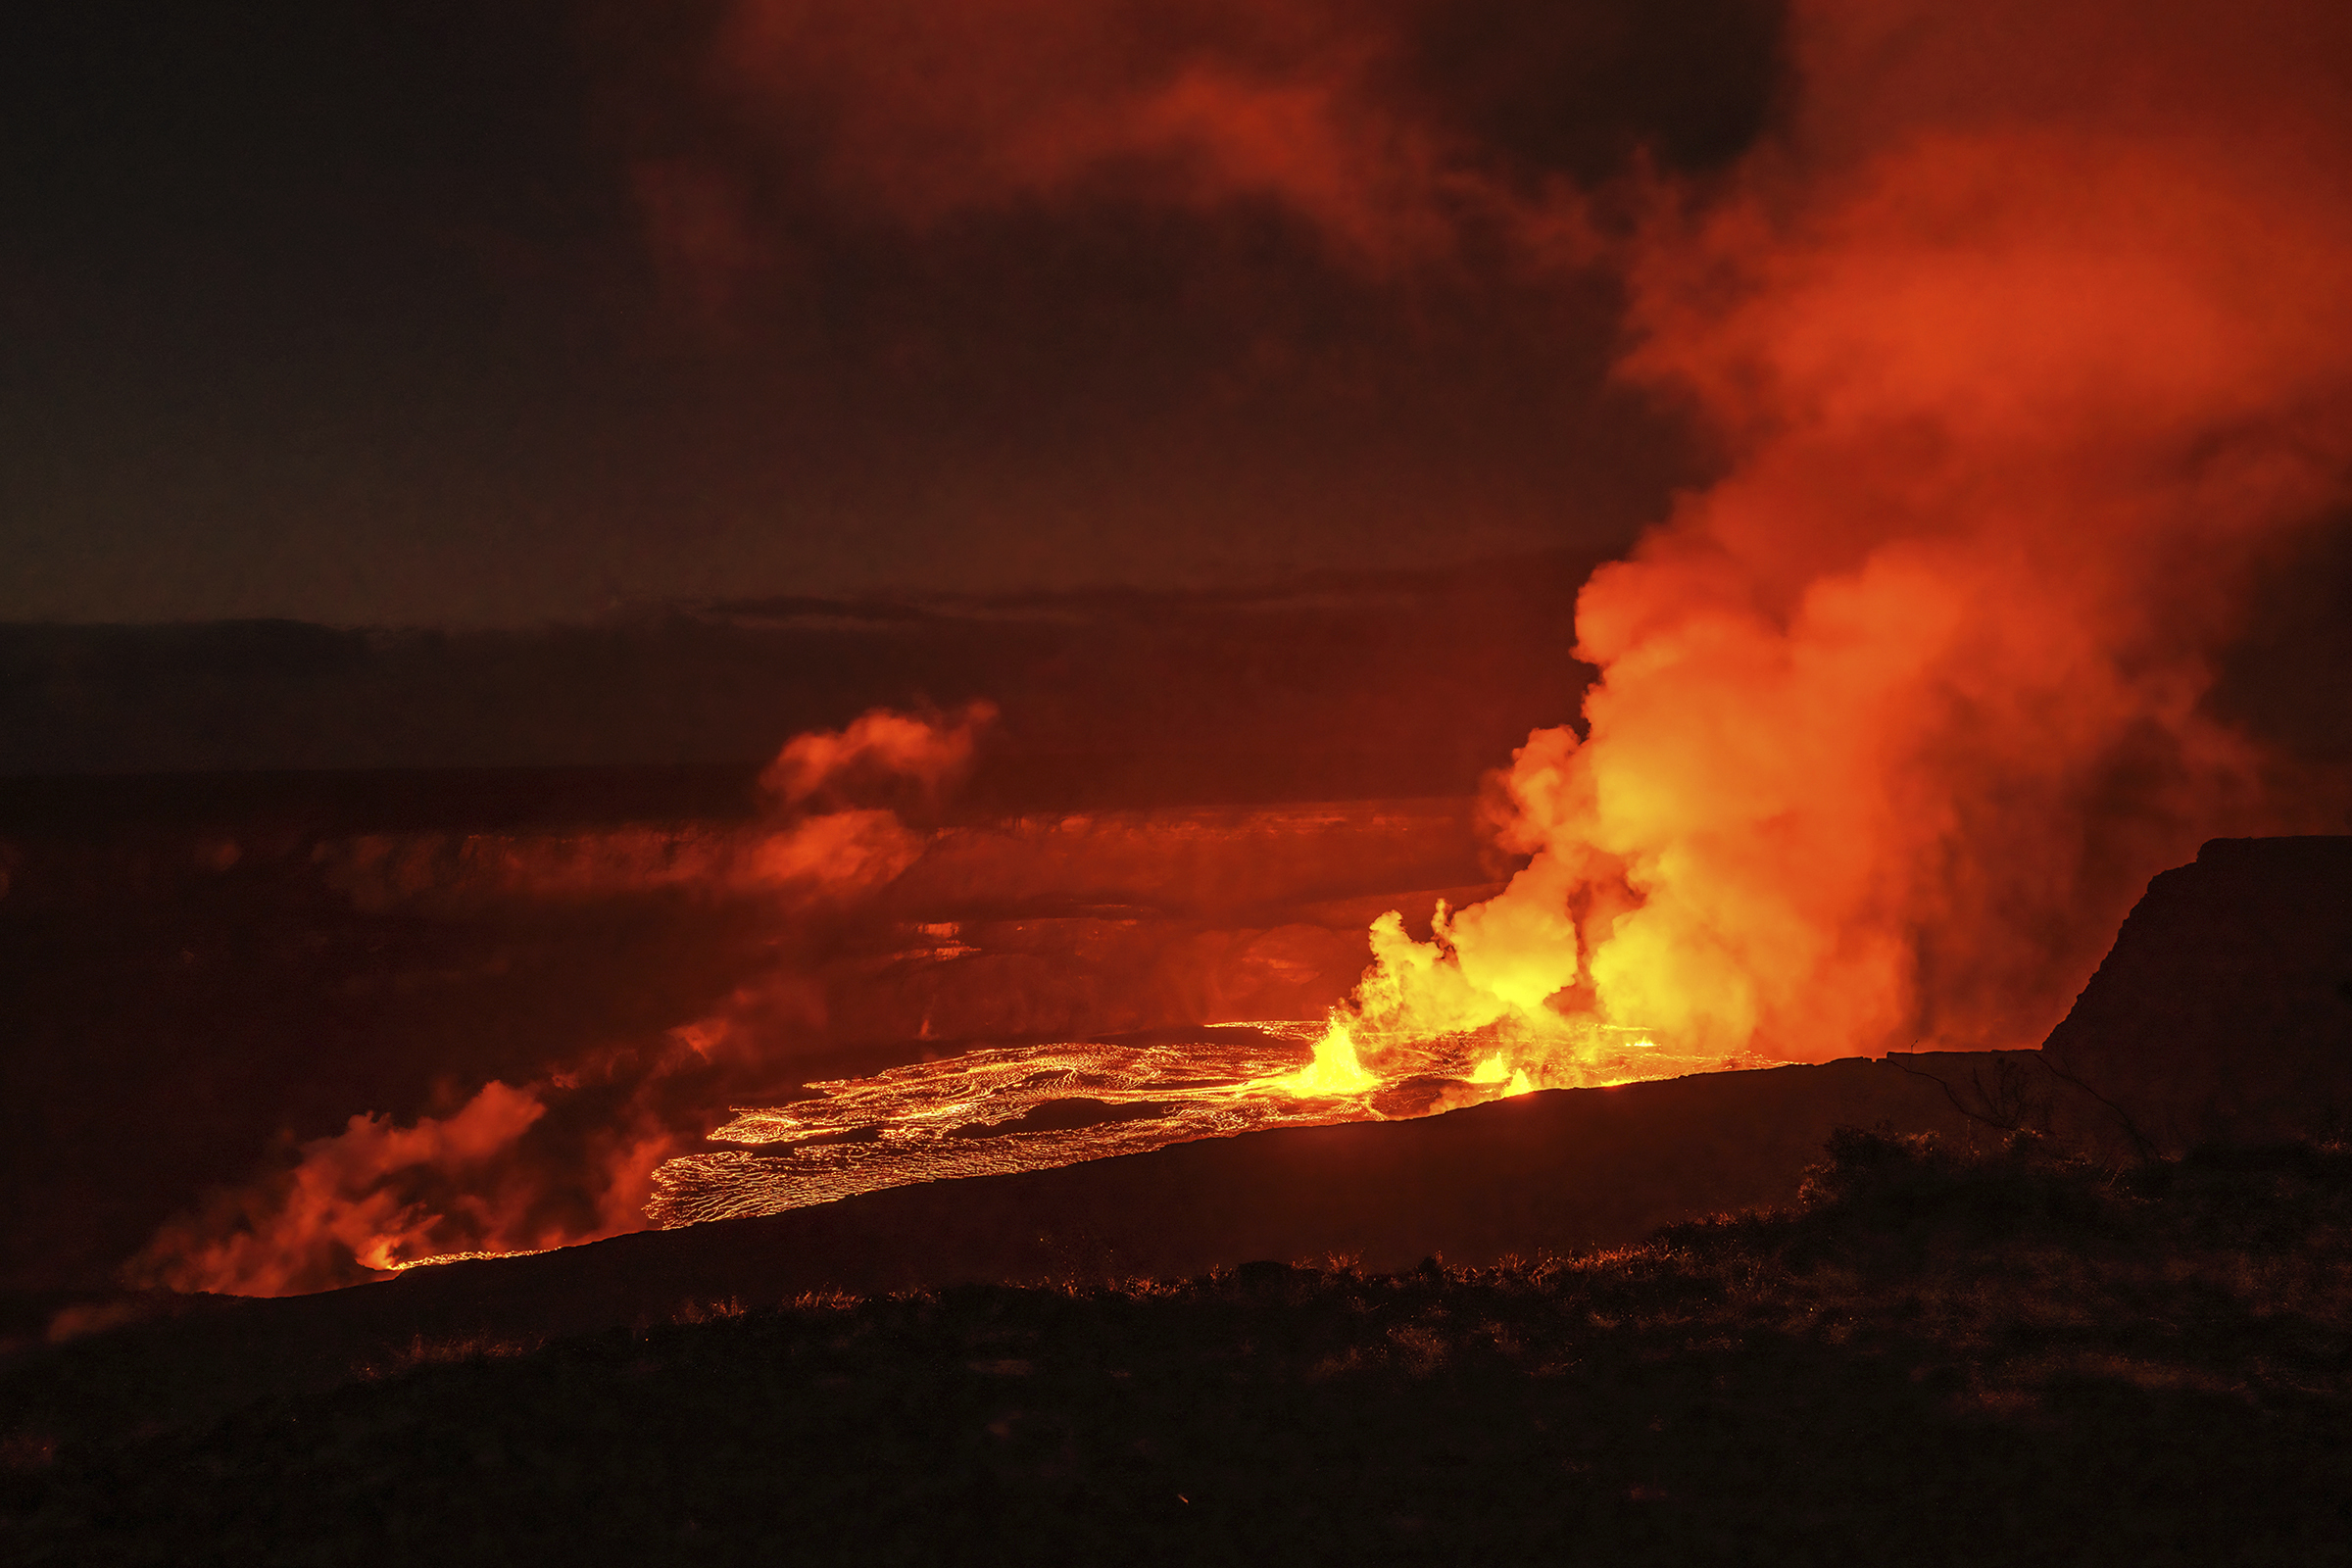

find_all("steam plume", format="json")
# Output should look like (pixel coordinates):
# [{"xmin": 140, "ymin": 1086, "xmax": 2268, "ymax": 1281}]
[
  {"xmin": 125, "ymin": 706, "xmax": 993, "ymax": 1297},
  {"xmin": 1344, "ymin": 0, "xmax": 2352, "ymax": 1070}
]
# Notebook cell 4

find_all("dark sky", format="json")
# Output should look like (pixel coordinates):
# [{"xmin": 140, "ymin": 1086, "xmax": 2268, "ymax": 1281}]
[{"xmin": 1, "ymin": 1, "xmax": 1785, "ymax": 627}]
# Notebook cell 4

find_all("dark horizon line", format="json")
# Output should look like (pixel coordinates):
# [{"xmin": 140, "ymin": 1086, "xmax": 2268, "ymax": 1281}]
[{"xmin": 0, "ymin": 544, "xmax": 1616, "ymax": 639}]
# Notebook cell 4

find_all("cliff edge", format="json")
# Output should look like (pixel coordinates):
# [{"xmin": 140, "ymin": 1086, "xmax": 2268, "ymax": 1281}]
[{"xmin": 2041, "ymin": 836, "xmax": 2352, "ymax": 1149}]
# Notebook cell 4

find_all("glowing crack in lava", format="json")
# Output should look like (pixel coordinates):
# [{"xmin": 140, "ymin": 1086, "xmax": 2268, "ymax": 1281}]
[
  {"xmin": 644, "ymin": 1019, "xmax": 1767, "ymax": 1228},
  {"xmin": 379, "ymin": 1247, "xmax": 552, "ymax": 1273}
]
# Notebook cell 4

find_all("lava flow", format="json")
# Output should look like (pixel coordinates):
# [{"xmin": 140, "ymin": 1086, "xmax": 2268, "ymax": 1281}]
[{"xmin": 644, "ymin": 1017, "xmax": 1747, "ymax": 1229}]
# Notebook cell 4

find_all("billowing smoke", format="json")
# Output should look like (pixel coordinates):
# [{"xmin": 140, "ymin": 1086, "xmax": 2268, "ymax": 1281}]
[
  {"xmin": 125, "ymin": 705, "xmax": 993, "ymax": 1297},
  {"xmin": 712, "ymin": 0, "xmax": 1440, "ymax": 257},
  {"xmin": 625, "ymin": 0, "xmax": 1780, "ymax": 313},
  {"xmin": 1346, "ymin": 0, "xmax": 2352, "ymax": 1069}
]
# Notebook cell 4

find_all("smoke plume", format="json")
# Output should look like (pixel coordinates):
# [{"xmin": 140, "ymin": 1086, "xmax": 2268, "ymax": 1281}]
[
  {"xmin": 623, "ymin": 0, "xmax": 1785, "ymax": 313},
  {"xmin": 125, "ymin": 706, "xmax": 993, "ymax": 1297},
  {"xmin": 1344, "ymin": 0, "xmax": 2352, "ymax": 1070}
]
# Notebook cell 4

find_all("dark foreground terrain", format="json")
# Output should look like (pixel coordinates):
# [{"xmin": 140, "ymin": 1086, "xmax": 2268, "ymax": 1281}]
[{"xmin": 7, "ymin": 1131, "xmax": 2348, "ymax": 1566}]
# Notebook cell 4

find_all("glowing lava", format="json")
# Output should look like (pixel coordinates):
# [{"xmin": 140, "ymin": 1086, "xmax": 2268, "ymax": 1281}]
[
  {"xmin": 375, "ymin": 1247, "xmax": 552, "ymax": 1272},
  {"xmin": 646, "ymin": 1020, "xmax": 1771, "ymax": 1228},
  {"xmin": 1264, "ymin": 1017, "xmax": 1380, "ymax": 1097}
]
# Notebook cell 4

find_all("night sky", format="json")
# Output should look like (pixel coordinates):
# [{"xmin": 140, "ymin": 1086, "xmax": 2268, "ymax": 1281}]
[{"xmin": 1, "ymin": 1, "xmax": 1784, "ymax": 627}]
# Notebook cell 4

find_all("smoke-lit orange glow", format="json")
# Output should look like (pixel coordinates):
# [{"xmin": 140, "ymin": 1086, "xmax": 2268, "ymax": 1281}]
[
  {"xmin": 1302, "ymin": 0, "xmax": 2352, "ymax": 1076},
  {"xmin": 124, "ymin": 707, "xmax": 999, "ymax": 1297},
  {"xmin": 132, "ymin": 1081, "xmax": 555, "ymax": 1297},
  {"xmin": 760, "ymin": 702, "xmax": 995, "ymax": 807},
  {"xmin": 709, "ymin": 0, "xmax": 1466, "ymax": 267},
  {"xmin": 118, "ymin": 0, "xmax": 2352, "ymax": 1298}
]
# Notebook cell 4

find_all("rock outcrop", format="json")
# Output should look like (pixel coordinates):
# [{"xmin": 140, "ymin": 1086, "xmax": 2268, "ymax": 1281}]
[{"xmin": 2041, "ymin": 836, "xmax": 2352, "ymax": 1150}]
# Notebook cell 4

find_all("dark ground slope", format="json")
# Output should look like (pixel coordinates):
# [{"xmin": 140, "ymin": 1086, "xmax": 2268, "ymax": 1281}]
[
  {"xmin": 6, "ymin": 1132, "xmax": 2350, "ymax": 1566},
  {"xmin": 4, "ymin": 840, "xmax": 2348, "ymax": 1560},
  {"xmin": 0, "ymin": 1052, "xmax": 2056, "ymax": 1413}
]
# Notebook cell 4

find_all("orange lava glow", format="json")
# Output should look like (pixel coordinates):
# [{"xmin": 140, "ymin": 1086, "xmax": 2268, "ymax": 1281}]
[
  {"xmin": 377, "ymin": 1247, "xmax": 552, "ymax": 1273},
  {"xmin": 1265, "ymin": 1017, "xmax": 1380, "ymax": 1097},
  {"xmin": 1298, "ymin": 0, "xmax": 2352, "ymax": 1074},
  {"xmin": 123, "ymin": 708, "xmax": 1001, "ymax": 1298},
  {"xmin": 646, "ymin": 1019, "xmax": 1758, "ymax": 1228},
  {"xmin": 119, "ymin": 0, "xmax": 2352, "ymax": 1298}
]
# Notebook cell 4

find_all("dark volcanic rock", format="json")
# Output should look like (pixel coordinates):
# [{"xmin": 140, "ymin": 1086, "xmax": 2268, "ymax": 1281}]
[
  {"xmin": 391, "ymin": 1056, "xmax": 1992, "ymax": 1326},
  {"xmin": 2042, "ymin": 836, "xmax": 2352, "ymax": 1150},
  {"xmin": 27, "ymin": 1055, "xmax": 2028, "ymax": 1381}
]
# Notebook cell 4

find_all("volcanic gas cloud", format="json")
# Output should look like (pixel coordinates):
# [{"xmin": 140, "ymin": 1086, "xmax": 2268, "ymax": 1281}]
[
  {"xmin": 128, "ymin": 706, "xmax": 996, "ymax": 1296},
  {"xmin": 133, "ymin": 0, "xmax": 2352, "ymax": 1295},
  {"xmin": 668, "ymin": 0, "xmax": 2352, "ymax": 1078},
  {"xmin": 1324, "ymin": 0, "xmax": 2352, "ymax": 1085}
]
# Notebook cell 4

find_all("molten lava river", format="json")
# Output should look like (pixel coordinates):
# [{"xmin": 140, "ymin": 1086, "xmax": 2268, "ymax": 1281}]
[{"xmin": 645, "ymin": 1022, "xmax": 1760, "ymax": 1228}]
